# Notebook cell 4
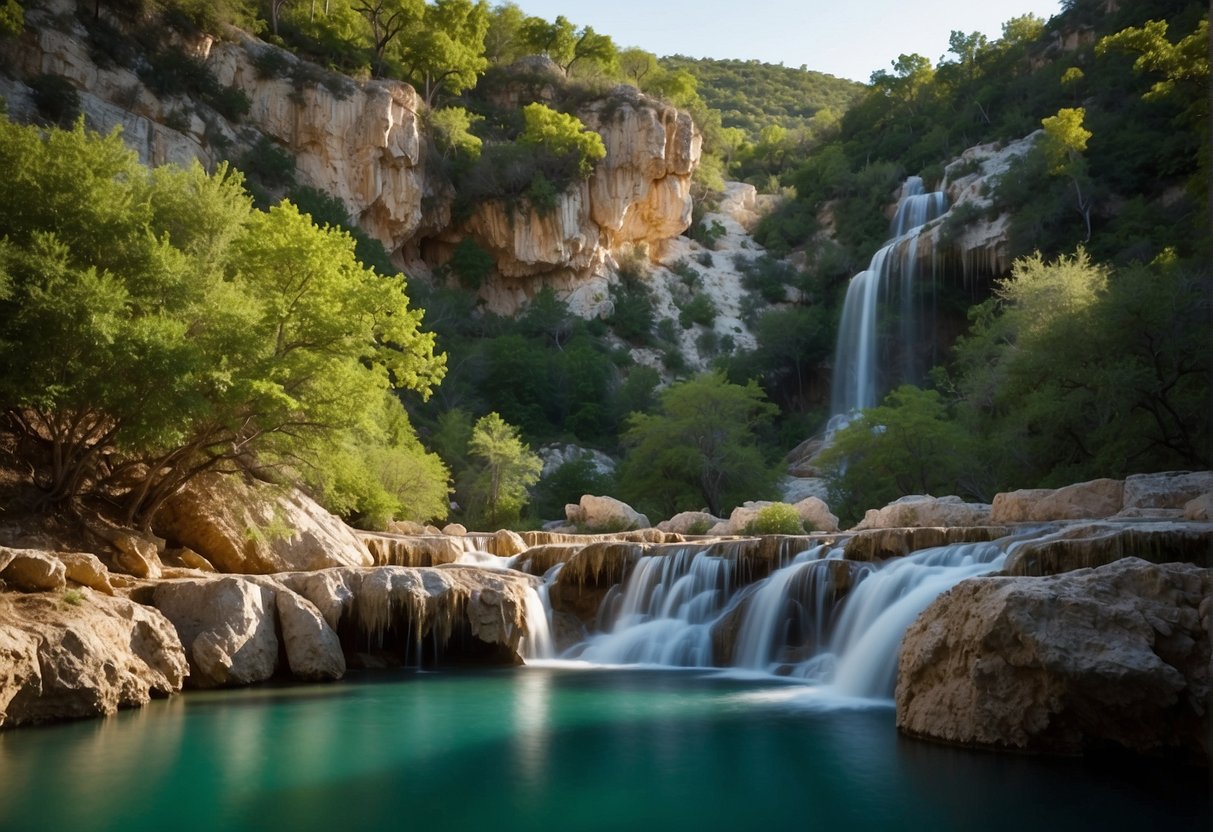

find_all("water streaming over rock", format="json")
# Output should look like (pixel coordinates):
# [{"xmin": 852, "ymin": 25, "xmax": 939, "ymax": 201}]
[
  {"xmin": 830, "ymin": 176, "xmax": 949, "ymax": 428},
  {"xmin": 556, "ymin": 535, "xmax": 1010, "ymax": 699}
]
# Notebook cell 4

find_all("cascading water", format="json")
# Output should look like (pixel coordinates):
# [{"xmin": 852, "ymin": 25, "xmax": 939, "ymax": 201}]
[
  {"xmin": 829, "ymin": 176, "xmax": 949, "ymax": 429},
  {"xmin": 553, "ymin": 536, "xmax": 1010, "ymax": 700}
]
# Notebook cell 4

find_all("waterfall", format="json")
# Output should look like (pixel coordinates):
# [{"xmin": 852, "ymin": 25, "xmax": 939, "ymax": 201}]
[
  {"xmin": 830, "ymin": 176, "xmax": 949, "ymax": 428},
  {"xmin": 520, "ymin": 583, "xmax": 555, "ymax": 660},
  {"xmin": 554, "ymin": 536, "xmax": 1009, "ymax": 700}
]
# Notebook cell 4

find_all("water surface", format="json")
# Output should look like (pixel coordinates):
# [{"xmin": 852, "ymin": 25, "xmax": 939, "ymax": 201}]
[{"xmin": 0, "ymin": 667, "xmax": 1206, "ymax": 832}]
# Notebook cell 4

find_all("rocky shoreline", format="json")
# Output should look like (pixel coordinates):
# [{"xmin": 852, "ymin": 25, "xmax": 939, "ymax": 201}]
[{"xmin": 2, "ymin": 469, "xmax": 1210, "ymax": 764}]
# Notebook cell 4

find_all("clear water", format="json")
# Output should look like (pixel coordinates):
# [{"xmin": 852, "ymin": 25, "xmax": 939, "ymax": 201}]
[{"xmin": 1, "ymin": 667, "xmax": 1206, "ymax": 832}]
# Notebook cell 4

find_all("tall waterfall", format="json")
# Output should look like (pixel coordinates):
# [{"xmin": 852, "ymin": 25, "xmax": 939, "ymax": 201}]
[
  {"xmin": 559, "ymin": 538, "xmax": 1008, "ymax": 700},
  {"xmin": 830, "ymin": 176, "xmax": 948, "ymax": 427}
]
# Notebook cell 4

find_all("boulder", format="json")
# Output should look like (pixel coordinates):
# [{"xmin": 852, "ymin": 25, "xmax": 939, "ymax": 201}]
[
  {"xmin": 0, "ymin": 591, "xmax": 188, "ymax": 727},
  {"xmin": 441, "ymin": 523, "xmax": 468, "ymax": 537},
  {"xmin": 657, "ymin": 511, "xmax": 721, "ymax": 535},
  {"xmin": 896, "ymin": 558, "xmax": 1211, "ymax": 759},
  {"xmin": 490, "ymin": 529, "xmax": 528, "ymax": 558},
  {"xmin": 1185, "ymin": 493, "xmax": 1213, "ymax": 522},
  {"xmin": 0, "ymin": 549, "xmax": 67, "ymax": 592},
  {"xmin": 1121, "ymin": 471, "xmax": 1213, "ymax": 513},
  {"xmin": 854, "ymin": 495, "xmax": 992, "ymax": 531},
  {"xmin": 153, "ymin": 472, "xmax": 373, "ymax": 574},
  {"xmin": 568, "ymin": 495, "xmax": 649, "ymax": 532},
  {"xmin": 56, "ymin": 552, "xmax": 115, "ymax": 595},
  {"xmin": 793, "ymin": 497, "xmax": 840, "ymax": 534},
  {"xmin": 152, "ymin": 577, "xmax": 279, "ymax": 687},
  {"xmin": 991, "ymin": 478, "xmax": 1124, "ymax": 523},
  {"xmin": 111, "ymin": 532, "xmax": 164, "ymax": 579},
  {"xmin": 275, "ymin": 589, "xmax": 345, "ymax": 681}
]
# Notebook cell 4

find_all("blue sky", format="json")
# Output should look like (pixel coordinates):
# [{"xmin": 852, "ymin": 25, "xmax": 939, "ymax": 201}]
[{"xmin": 512, "ymin": 1, "xmax": 1064, "ymax": 82}]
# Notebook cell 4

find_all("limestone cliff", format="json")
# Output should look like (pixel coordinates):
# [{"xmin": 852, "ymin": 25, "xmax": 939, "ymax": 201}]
[{"xmin": 1, "ymin": 3, "xmax": 700, "ymax": 316}]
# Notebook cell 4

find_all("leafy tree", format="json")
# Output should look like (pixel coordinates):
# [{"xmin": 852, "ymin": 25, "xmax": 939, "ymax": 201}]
[
  {"xmin": 445, "ymin": 236, "xmax": 494, "ymax": 289},
  {"xmin": 394, "ymin": 0, "xmax": 490, "ymax": 105},
  {"xmin": 1040, "ymin": 107, "xmax": 1094, "ymax": 240},
  {"xmin": 0, "ymin": 118, "xmax": 445, "ymax": 528},
  {"xmin": 817, "ymin": 385, "xmax": 975, "ymax": 526},
  {"xmin": 519, "ymin": 102, "xmax": 606, "ymax": 177},
  {"xmin": 0, "ymin": 0, "xmax": 22, "ymax": 37},
  {"xmin": 618, "ymin": 373, "xmax": 780, "ymax": 519},
  {"xmin": 353, "ymin": 0, "xmax": 421, "ymax": 77},
  {"xmin": 520, "ymin": 14, "xmax": 575, "ymax": 67},
  {"xmin": 483, "ymin": 2, "xmax": 526, "ymax": 65},
  {"xmin": 429, "ymin": 106, "xmax": 484, "ymax": 160},
  {"xmin": 461, "ymin": 411, "xmax": 541, "ymax": 529}
]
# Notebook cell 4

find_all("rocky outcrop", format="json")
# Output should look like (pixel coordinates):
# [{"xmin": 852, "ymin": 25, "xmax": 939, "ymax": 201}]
[
  {"xmin": 991, "ymin": 478, "xmax": 1125, "ymax": 523},
  {"xmin": 1121, "ymin": 471, "xmax": 1213, "ymax": 515},
  {"xmin": 854, "ymin": 495, "xmax": 993, "ymax": 530},
  {"xmin": 565, "ymin": 495, "xmax": 650, "ymax": 532},
  {"xmin": 434, "ymin": 88, "xmax": 701, "ymax": 317},
  {"xmin": 896, "ymin": 558, "xmax": 1211, "ymax": 760},
  {"xmin": 0, "ymin": 549, "xmax": 66, "ymax": 592},
  {"xmin": 656, "ymin": 511, "xmax": 721, "ymax": 535},
  {"xmin": 153, "ymin": 473, "xmax": 372, "ymax": 574},
  {"xmin": 842, "ymin": 526, "xmax": 1010, "ymax": 562},
  {"xmin": 707, "ymin": 498, "xmax": 840, "ymax": 536},
  {"xmin": 1001, "ymin": 521, "xmax": 1213, "ymax": 576},
  {"xmin": 0, "ymin": 590, "xmax": 188, "ymax": 728}
]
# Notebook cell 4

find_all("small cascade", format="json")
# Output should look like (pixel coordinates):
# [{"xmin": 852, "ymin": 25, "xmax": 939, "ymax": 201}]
[
  {"xmin": 830, "ymin": 176, "xmax": 949, "ymax": 428},
  {"xmin": 519, "ymin": 583, "xmax": 555, "ymax": 660},
  {"xmin": 574, "ymin": 548, "xmax": 736, "ymax": 666},
  {"xmin": 554, "ymin": 535, "xmax": 1014, "ymax": 700}
]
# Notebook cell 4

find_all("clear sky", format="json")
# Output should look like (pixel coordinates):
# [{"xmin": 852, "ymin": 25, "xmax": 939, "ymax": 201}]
[{"xmin": 511, "ymin": 1, "xmax": 1065, "ymax": 83}]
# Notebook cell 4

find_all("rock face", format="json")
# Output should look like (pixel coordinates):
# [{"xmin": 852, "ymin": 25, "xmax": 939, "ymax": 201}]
[
  {"xmin": 0, "ymin": 549, "xmax": 67, "ymax": 592},
  {"xmin": 154, "ymin": 472, "xmax": 372, "ymax": 574},
  {"xmin": 1001, "ymin": 521, "xmax": 1213, "ymax": 576},
  {"xmin": 0, "ymin": 590, "xmax": 188, "ymax": 728},
  {"xmin": 434, "ymin": 88, "xmax": 701, "ymax": 317},
  {"xmin": 896, "ymin": 558, "xmax": 1211, "ymax": 759},
  {"xmin": 1122, "ymin": 471, "xmax": 1213, "ymax": 513}
]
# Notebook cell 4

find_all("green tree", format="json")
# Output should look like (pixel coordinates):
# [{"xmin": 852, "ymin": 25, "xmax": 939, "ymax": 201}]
[
  {"xmin": 394, "ymin": 0, "xmax": 490, "ymax": 105},
  {"xmin": 462, "ymin": 412, "xmax": 542, "ymax": 529},
  {"xmin": 483, "ymin": 2, "xmax": 526, "ymax": 64},
  {"xmin": 817, "ymin": 386, "xmax": 974, "ymax": 526},
  {"xmin": 618, "ymin": 373, "xmax": 780, "ymax": 518},
  {"xmin": 0, "ymin": 117, "xmax": 445, "ymax": 528},
  {"xmin": 519, "ymin": 102, "xmax": 606, "ymax": 177},
  {"xmin": 1040, "ymin": 106, "xmax": 1094, "ymax": 240},
  {"xmin": 0, "ymin": 0, "xmax": 22, "ymax": 37},
  {"xmin": 352, "ymin": 0, "xmax": 422, "ymax": 77}
]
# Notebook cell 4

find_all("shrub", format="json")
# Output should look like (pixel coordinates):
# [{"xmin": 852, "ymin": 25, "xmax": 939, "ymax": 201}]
[
  {"xmin": 677, "ymin": 293, "xmax": 718, "ymax": 329},
  {"xmin": 695, "ymin": 250, "xmax": 714, "ymax": 268},
  {"xmin": 743, "ymin": 502, "xmax": 804, "ymax": 535},
  {"xmin": 254, "ymin": 48, "xmax": 292, "ymax": 80},
  {"xmin": 240, "ymin": 137, "xmax": 296, "ymax": 189}
]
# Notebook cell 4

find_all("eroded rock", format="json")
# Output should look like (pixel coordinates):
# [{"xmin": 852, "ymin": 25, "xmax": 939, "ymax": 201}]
[
  {"xmin": 0, "ymin": 590, "xmax": 188, "ymax": 728},
  {"xmin": 896, "ymin": 558, "xmax": 1211, "ymax": 759},
  {"xmin": 854, "ymin": 495, "xmax": 991, "ymax": 530},
  {"xmin": 991, "ymin": 478, "xmax": 1124, "ymax": 523}
]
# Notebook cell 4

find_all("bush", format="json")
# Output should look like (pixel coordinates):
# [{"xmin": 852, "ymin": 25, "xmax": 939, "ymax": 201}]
[
  {"xmin": 677, "ymin": 292, "xmax": 718, "ymax": 329},
  {"xmin": 743, "ymin": 502, "xmax": 804, "ymax": 535},
  {"xmin": 240, "ymin": 137, "xmax": 296, "ymax": 190}
]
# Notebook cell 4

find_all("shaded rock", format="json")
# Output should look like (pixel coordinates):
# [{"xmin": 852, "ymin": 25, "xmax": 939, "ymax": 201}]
[
  {"xmin": 173, "ymin": 548, "xmax": 217, "ymax": 572},
  {"xmin": 275, "ymin": 588, "xmax": 345, "ymax": 681},
  {"xmin": 56, "ymin": 552, "xmax": 115, "ymax": 595},
  {"xmin": 1002, "ymin": 521, "xmax": 1213, "ymax": 576},
  {"xmin": 569, "ymin": 495, "xmax": 650, "ymax": 532},
  {"xmin": 152, "ymin": 577, "xmax": 279, "ymax": 688},
  {"xmin": 0, "ymin": 591, "xmax": 188, "ymax": 728},
  {"xmin": 896, "ymin": 558, "xmax": 1211, "ymax": 760},
  {"xmin": 854, "ymin": 495, "xmax": 991, "ymax": 530},
  {"xmin": 110, "ymin": 532, "xmax": 164, "ymax": 579},
  {"xmin": 0, "ymin": 549, "xmax": 67, "ymax": 592},
  {"xmin": 359, "ymin": 532, "xmax": 467, "ymax": 567},
  {"xmin": 154, "ymin": 472, "xmax": 372, "ymax": 574},
  {"xmin": 1122, "ymin": 471, "xmax": 1213, "ymax": 513},
  {"xmin": 779, "ymin": 476, "xmax": 829, "ymax": 505},
  {"xmin": 843, "ymin": 527, "xmax": 1010, "ymax": 562},
  {"xmin": 657, "ymin": 511, "xmax": 720, "ymax": 535},
  {"xmin": 1185, "ymin": 493, "xmax": 1213, "ymax": 522},
  {"xmin": 991, "ymin": 478, "xmax": 1124, "ymax": 523}
]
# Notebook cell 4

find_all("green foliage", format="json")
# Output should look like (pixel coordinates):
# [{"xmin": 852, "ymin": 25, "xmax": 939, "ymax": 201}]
[
  {"xmin": 818, "ymin": 386, "xmax": 975, "ymax": 526},
  {"xmin": 743, "ymin": 502, "xmax": 804, "ymax": 535},
  {"xmin": 607, "ymin": 273, "xmax": 655, "ymax": 346},
  {"xmin": 286, "ymin": 184, "xmax": 398, "ymax": 275},
  {"xmin": 676, "ymin": 292, "xmax": 717, "ymax": 329},
  {"xmin": 519, "ymin": 102, "xmax": 606, "ymax": 178},
  {"xmin": 0, "ymin": 0, "xmax": 22, "ymax": 37},
  {"xmin": 430, "ymin": 105, "xmax": 483, "ymax": 160},
  {"xmin": 945, "ymin": 249, "xmax": 1210, "ymax": 490},
  {"xmin": 446, "ymin": 237, "xmax": 494, "ymax": 290},
  {"xmin": 62, "ymin": 588, "xmax": 86, "ymax": 607},
  {"xmin": 618, "ymin": 373, "xmax": 781, "ymax": 519},
  {"xmin": 461, "ymin": 412, "xmax": 542, "ymax": 530},
  {"xmin": 240, "ymin": 136, "xmax": 297, "ymax": 191},
  {"xmin": 28, "ymin": 75, "xmax": 80, "ymax": 127},
  {"xmin": 392, "ymin": 0, "xmax": 490, "ymax": 103},
  {"xmin": 0, "ymin": 116, "xmax": 444, "ymax": 528}
]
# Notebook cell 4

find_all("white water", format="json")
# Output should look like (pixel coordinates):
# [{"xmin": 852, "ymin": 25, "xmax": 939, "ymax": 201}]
[
  {"xmin": 830, "ymin": 176, "xmax": 949, "ymax": 428},
  {"xmin": 520, "ymin": 583, "xmax": 555, "ymax": 660},
  {"xmin": 553, "ymin": 537, "xmax": 1008, "ymax": 700}
]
